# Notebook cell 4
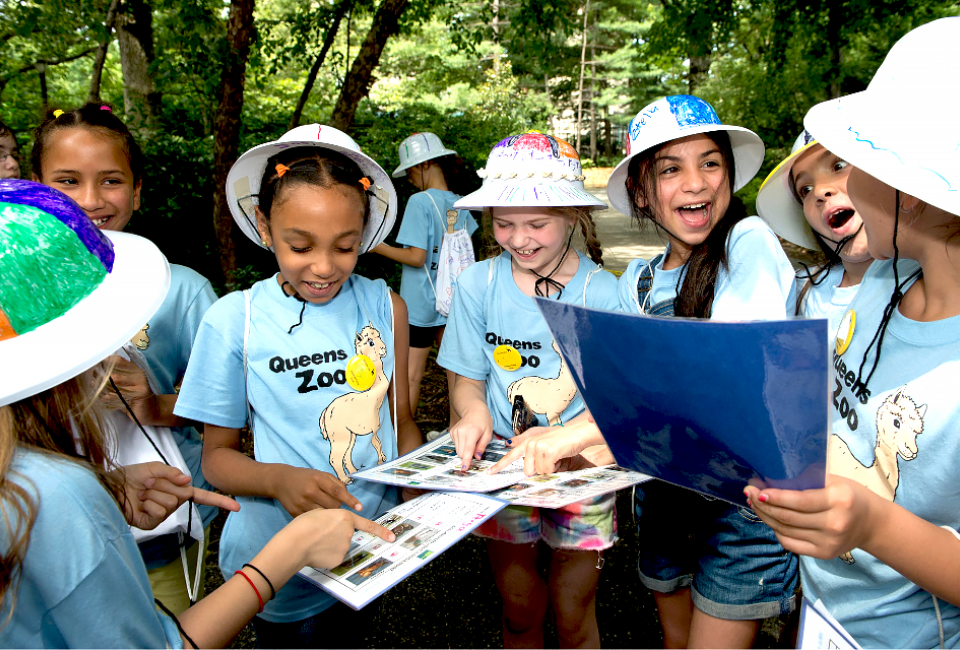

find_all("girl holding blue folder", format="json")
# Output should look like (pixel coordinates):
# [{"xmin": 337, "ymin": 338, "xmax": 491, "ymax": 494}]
[{"xmin": 746, "ymin": 17, "xmax": 960, "ymax": 648}]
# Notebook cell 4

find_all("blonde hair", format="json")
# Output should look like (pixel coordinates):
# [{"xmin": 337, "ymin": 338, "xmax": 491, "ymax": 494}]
[
  {"xmin": 0, "ymin": 364, "xmax": 124, "ymax": 623},
  {"xmin": 482, "ymin": 205, "xmax": 604, "ymax": 265}
]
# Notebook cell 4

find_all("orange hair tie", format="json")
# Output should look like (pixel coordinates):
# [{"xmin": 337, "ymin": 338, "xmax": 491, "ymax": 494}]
[
  {"xmin": 359, "ymin": 177, "xmax": 371, "ymax": 191},
  {"xmin": 275, "ymin": 163, "xmax": 291, "ymax": 178}
]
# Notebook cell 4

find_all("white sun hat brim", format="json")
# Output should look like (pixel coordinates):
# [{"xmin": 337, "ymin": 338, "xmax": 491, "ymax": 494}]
[
  {"xmin": 392, "ymin": 132, "xmax": 458, "ymax": 177},
  {"xmin": 756, "ymin": 133, "xmax": 821, "ymax": 250},
  {"xmin": 0, "ymin": 230, "xmax": 170, "ymax": 407},
  {"xmin": 454, "ymin": 183, "xmax": 607, "ymax": 210},
  {"xmin": 804, "ymin": 17, "xmax": 960, "ymax": 219},
  {"xmin": 607, "ymin": 125, "xmax": 765, "ymax": 217},
  {"xmin": 226, "ymin": 124, "xmax": 397, "ymax": 254}
]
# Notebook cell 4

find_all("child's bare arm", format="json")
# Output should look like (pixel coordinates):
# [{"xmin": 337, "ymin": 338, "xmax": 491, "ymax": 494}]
[
  {"xmin": 745, "ymin": 477, "xmax": 960, "ymax": 606},
  {"xmin": 389, "ymin": 294, "xmax": 424, "ymax": 457},
  {"xmin": 202, "ymin": 424, "xmax": 361, "ymax": 517},
  {"xmin": 449, "ymin": 374, "xmax": 493, "ymax": 469},
  {"xmin": 371, "ymin": 242, "xmax": 427, "ymax": 268},
  {"xmin": 102, "ymin": 355, "xmax": 185, "ymax": 427}
]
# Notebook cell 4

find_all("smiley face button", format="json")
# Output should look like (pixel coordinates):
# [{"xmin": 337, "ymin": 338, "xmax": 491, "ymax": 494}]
[
  {"xmin": 345, "ymin": 354, "xmax": 377, "ymax": 391},
  {"xmin": 835, "ymin": 309, "xmax": 856, "ymax": 356},
  {"xmin": 494, "ymin": 344, "xmax": 522, "ymax": 371}
]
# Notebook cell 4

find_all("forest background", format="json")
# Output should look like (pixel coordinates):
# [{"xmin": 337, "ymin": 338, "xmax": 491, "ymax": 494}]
[{"xmin": 2, "ymin": 0, "xmax": 957, "ymax": 292}]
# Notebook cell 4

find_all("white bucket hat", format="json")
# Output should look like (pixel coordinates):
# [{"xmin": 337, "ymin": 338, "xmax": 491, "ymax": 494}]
[
  {"xmin": 756, "ymin": 131, "xmax": 821, "ymax": 249},
  {"xmin": 0, "ymin": 180, "xmax": 169, "ymax": 407},
  {"xmin": 805, "ymin": 17, "xmax": 960, "ymax": 218},
  {"xmin": 227, "ymin": 124, "xmax": 397, "ymax": 254},
  {"xmin": 454, "ymin": 131, "xmax": 605, "ymax": 210},
  {"xmin": 392, "ymin": 132, "xmax": 458, "ymax": 178},
  {"xmin": 607, "ymin": 95, "xmax": 765, "ymax": 217}
]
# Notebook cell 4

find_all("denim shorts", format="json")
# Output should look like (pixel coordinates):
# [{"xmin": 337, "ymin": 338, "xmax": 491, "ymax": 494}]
[
  {"xmin": 634, "ymin": 481, "xmax": 798, "ymax": 620},
  {"xmin": 475, "ymin": 493, "xmax": 617, "ymax": 550}
]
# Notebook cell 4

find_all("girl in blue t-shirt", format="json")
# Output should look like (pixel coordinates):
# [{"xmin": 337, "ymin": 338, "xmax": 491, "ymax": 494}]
[
  {"xmin": 371, "ymin": 132, "xmax": 478, "ymax": 428},
  {"xmin": 438, "ymin": 131, "xmax": 618, "ymax": 648},
  {"xmin": 175, "ymin": 125, "xmax": 422, "ymax": 648},
  {"xmin": 30, "ymin": 103, "xmax": 219, "ymax": 615},
  {"xmin": 756, "ymin": 131, "xmax": 873, "ymax": 328},
  {"xmin": 746, "ymin": 18, "xmax": 960, "ymax": 648},
  {"xmin": 0, "ymin": 179, "xmax": 395, "ymax": 649}
]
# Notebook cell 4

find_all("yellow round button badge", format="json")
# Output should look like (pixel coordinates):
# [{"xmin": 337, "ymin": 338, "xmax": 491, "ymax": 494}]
[
  {"xmin": 835, "ymin": 309, "xmax": 856, "ymax": 356},
  {"xmin": 345, "ymin": 354, "xmax": 377, "ymax": 391},
  {"xmin": 494, "ymin": 345, "xmax": 522, "ymax": 371}
]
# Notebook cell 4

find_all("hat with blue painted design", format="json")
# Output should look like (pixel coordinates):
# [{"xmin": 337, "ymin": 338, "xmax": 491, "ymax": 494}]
[
  {"xmin": 392, "ymin": 132, "xmax": 458, "ymax": 177},
  {"xmin": 607, "ymin": 95, "xmax": 765, "ymax": 217},
  {"xmin": 756, "ymin": 131, "xmax": 821, "ymax": 249},
  {"xmin": 804, "ymin": 17, "xmax": 960, "ymax": 217},
  {"xmin": 454, "ymin": 131, "xmax": 606, "ymax": 209},
  {"xmin": 0, "ymin": 179, "xmax": 169, "ymax": 407}
]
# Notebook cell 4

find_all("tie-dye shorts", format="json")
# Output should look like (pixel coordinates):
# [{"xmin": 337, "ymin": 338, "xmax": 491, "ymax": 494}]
[{"xmin": 474, "ymin": 493, "xmax": 617, "ymax": 550}]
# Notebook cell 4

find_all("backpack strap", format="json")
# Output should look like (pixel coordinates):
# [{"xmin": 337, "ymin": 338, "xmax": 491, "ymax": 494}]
[{"xmin": 243, "ymin": 290, "xmax": 255, "ymax": 435}]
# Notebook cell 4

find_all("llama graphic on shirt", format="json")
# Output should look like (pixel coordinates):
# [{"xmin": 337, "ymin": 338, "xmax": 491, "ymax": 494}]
[
  {"xmin": 506, "ymin": 340, "xmax": 577, "ymax": 426},
  {"xmin": 132, "ymin": 324, "xmax": 150, "ymax": 350},
  {"xmin": 828, "ymin": 385, "xmax": 926, "ymax": 563},
  {"xmin": 319, "ymin": 324, "xmax": 390, "ymax": 482}
]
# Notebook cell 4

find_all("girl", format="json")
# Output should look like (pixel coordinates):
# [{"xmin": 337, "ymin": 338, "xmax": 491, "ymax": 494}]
[
  {"xmin": 30, "ymin": 104, "xmax": 219, "ymax": 614},
  {"xmin": 0, "ymin": 179, "xmax": 394, "ymax": 648},
  {"xmin": 756, "ymin": 131, "xmax": 873, "ymax": 328},
  {"xmin": 498, "ymin": 97, "xmax": 799, "ymax": 648},
  {"xmin": 0, "ymin": 119, "xmax": 20, "ymax": 179},
  {"xmin": 437, "ymin": 131, "xmax": 618, "ymax": 649},
  {"xmin": 372, "ymin": 132, "xmax": 478, "ymax": 427},
  {"xmin": 746, "ymin": 17, "xmax": 960, "ymax": 648},
  {"xmin": 175, "ymin": 125, "xmax": 422, "ymax": 648}
]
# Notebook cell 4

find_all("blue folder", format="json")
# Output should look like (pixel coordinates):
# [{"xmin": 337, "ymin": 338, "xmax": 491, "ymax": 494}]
[{"xmin": 536, "ymin": 299, "xmax": 828, "ymax": 505}]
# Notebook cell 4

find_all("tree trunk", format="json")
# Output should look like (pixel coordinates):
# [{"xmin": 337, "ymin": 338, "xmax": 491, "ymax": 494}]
[
  {"xmin": 575, "ymin": 0, "xmax": 589, "ymax": 153},
  {"xmin": 288, "ymin": 0, "xmax": 354, "ymax": 130},
  {"xmin": 827, "ymin": 1, "xmax": 843, "ymax": 98},
  {"xmin": 688, "ymin": 53, "xmax": 711, "ymax": 95},
  {"xmin": 211, "ymin": 0, "xmax": 255, "ymax": 288},
  {"xmin": 589, "ymin": 6, "xmax": 597, "ymax": 162},
  {"xmin": 329, "ymin": 0, "xmax": 411, "ymax": 132},
  {"xmin": 88, "ymin": 0, "xmax": 122, "ymax": 104},
  {"xmin": 116, "ymin": 0, "xmax": 161, "ymax": 128}
]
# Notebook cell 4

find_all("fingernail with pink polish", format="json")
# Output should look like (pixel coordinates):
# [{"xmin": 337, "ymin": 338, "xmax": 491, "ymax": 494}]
[{"xmin": 758, "ymin": 493, "xmax": 768, "ymax": 503}]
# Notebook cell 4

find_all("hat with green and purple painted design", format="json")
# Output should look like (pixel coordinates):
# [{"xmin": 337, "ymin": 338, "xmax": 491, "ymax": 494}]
[
  {"xmin": 454, "ymin": 131, "xmax": 606, "ymax": 210},
  {"xmin": 0, "ymin": 179, "xmax": 169, "ymax": 407}
]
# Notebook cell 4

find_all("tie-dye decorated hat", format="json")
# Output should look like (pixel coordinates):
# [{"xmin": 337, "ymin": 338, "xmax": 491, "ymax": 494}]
[
  {"xmin": 0, "ymin": 180, "xmax": 169, "ymax": 407},
  {"xmin": 607, "ymin": 95, "xmax": 764, "ymax": 217},
  {"xmin": 454, "ymin": 131, "xmax": 606, "ymax": 209}
]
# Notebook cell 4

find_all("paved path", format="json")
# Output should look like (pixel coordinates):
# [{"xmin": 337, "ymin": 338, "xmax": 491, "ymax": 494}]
[{"xmin": 588, "ymin": 185, "xmax": 666, "ymax": 274}]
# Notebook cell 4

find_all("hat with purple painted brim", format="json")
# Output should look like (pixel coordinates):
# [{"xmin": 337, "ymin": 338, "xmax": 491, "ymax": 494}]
[
  {"xmin": 607, "ymin": 95, "xmax": 764, "ymax": 217},
  {"xmin": 454, "ymin": 131, "xmax": 606, "ymax": 209},
  {"xmin": 0, "ymin": 179, "xmax": 169, "ymax": 407},
  {"xmin": 804, "ymin": 17, "xmax": 960, "ymax": 218}
]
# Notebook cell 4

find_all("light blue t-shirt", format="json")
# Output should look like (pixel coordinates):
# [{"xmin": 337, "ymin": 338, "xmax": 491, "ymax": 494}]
[
  {"xmin": 617, "ymin": 216, "xmax": 795, "ymax": 319},
  {"xmin": 800, "ymin": 259, "xmax": 960, "ymax": 649},
  {"xmin": 174, "ymin": 274, "xmax": 399, "ymax": 623},
  {"xmin": 796, "ymin": 264, "xmax": 863, "ymax": 336},
  {"xmin": 135, "ymin": 264, "xmax": 218, "ymax": 567},
  {"xmin": 396, "ymin": 189, "xmax": 479, "ymax": 327},
  {"xmin": 438, "ymin": 250, "xmax": 619, "ymax": 436},
  {"xmin": 0, "ymin": 450, "xmax": 183, "ymax": 649}
]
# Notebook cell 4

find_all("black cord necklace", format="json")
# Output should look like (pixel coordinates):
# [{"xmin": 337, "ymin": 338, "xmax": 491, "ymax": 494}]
[
  {"xmin": 280, "ymin": 280, "xmax": 308, "ymax": 334},
  {"xmin": 527, "ymin": 229, "xmax": 575, "ymax": 299}
]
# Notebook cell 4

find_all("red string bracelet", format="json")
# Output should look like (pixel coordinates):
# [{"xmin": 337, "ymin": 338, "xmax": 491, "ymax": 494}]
[{"xmin": 235, "ymin": 570, "xmax": 264, "ymax": 613}]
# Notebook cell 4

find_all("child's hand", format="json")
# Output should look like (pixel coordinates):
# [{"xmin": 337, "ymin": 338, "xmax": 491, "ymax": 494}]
[
  {"xmin": 743, "ymin": 474, "xmax": 884, "ymax": 560},
  {"xmin": 272, "ymin": 467, "xmax": 362, "ymax": 517},
  {"xmin": 290, "ymin": 509, "xmax": 396, "ymax": 570},
  {"xmin": 449, "ymin": 408, "xmax": 493, "ymax": 470},
  {"xmin": 114, "ymin": 462, "xmax": 239, "ymax": 530},
  {"xmin": 490, "ymin": 420, "xmax": 604, "ymax": 476},
  {"xmin": 102, "ymin": 355, "xmax": 160, "ymax": 421}
]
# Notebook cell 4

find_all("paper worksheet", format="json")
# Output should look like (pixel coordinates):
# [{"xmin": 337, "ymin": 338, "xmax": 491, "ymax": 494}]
[
  {"xmin": 351, "ymin": 432, "xmax": 527, "ymax": 492},
  {"xmin": 299, "ymin": 491, "xmax": 506, "ymax": 610},
  {"xmin": 489, "ymin": 464, "xmax": 652, "ymax": 508},
  {"xmin": 797, "ymin": 597, "xmax": 862, "ymax": 649}
]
